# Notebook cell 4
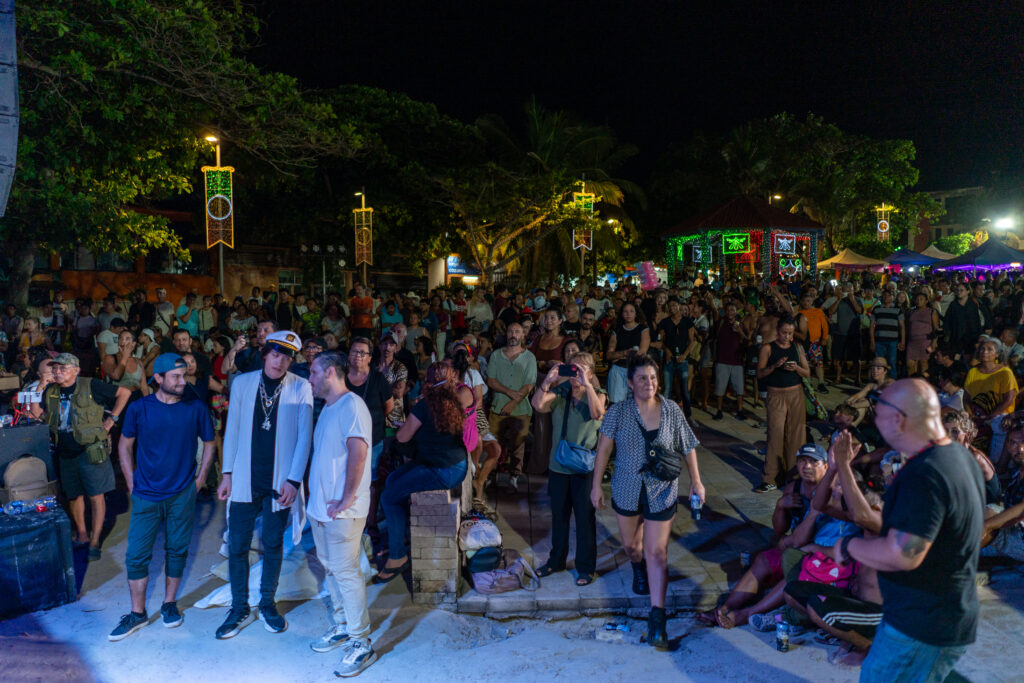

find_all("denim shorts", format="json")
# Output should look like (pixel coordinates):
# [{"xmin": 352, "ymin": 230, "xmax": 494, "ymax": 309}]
[{"xmin": 860, "ymin": 621, "xmax": 968, "ymax": 683}]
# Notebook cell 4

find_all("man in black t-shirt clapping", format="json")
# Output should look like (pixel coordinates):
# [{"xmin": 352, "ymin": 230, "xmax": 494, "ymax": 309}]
[{"xmin": 830, "ymin": 379, "xmax": 984, "ymax": 682}]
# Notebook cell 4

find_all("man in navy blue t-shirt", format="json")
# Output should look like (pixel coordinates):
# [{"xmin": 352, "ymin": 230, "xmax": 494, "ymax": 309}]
[{"xmin": 109, "ymin": 353, "xmax": 215, "ymax": 641}]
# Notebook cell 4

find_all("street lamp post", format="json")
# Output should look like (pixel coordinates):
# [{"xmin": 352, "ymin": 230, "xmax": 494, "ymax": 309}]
[{"xmin": 205, "ymin": 135, "xmax": 225, "ymax": 296}]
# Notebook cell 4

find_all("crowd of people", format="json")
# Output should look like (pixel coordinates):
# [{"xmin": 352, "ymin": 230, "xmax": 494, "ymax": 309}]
[{"xmin": 6, "ymin": 267, "xmax": 1024, "ymax": 678}]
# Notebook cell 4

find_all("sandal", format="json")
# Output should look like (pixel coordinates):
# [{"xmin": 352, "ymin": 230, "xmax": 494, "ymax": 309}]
[
  {"xmin": 535, "ymin": 562, "xmax": 563, "ymax": 578},
  {"xmin": 695, "ymin": 610, "xmax": 718, "ymax": 627},
  {"xmin": 575, "ymin": 573, "xmax": 595, "ymax": 586},
  {"xmin": 372, "ymin": 558, "xmax": 410, "ymax": 584}
]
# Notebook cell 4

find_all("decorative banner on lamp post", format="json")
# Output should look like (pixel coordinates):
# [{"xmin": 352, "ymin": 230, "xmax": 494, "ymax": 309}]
[
  {"xmin": 572, "ymin": 227, "xmax": 593, "ymax": 251},
  {"xmin": 353, "ymin": 205, "xmax": 373, "ymax": 266},
  {"xmin": 773, "ymin": 233, "xmax": 796, "ymax": 255},
  {"xmin": 202, "ymin": 166, "xmax": 235, "ymax": 248},
  {"xmin": 876, "ymin": 204, "xmax": 892, "ymax": 242}
]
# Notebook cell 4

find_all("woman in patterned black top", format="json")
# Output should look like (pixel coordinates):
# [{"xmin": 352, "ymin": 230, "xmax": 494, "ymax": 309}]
[{"xmin": 590, "ymin": 353, "xmax": 703, "ymax": 649}]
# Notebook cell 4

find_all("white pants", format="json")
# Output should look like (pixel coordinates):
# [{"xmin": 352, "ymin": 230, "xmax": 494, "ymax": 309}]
[{"xmin": 311, "ymin": 516, "xmax": 371, "ymax": 640}]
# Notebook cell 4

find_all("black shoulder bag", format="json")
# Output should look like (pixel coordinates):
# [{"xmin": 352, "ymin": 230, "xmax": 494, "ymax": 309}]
[{"xmin": 634, "ymin": 407, "xmax": 683, "ymax": 481}]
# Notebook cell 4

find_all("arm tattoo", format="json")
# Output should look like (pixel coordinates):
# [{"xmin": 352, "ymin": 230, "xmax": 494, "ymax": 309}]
[{"xmin": 895, "ymin": 530, "xmax": 928, "ymax": 559}]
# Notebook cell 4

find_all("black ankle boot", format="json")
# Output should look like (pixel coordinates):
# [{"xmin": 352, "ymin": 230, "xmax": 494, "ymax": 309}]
[
  {"xmin": 647, "ymin": 606, "xmax": 668, "ymax": 649},
  {"xmin": 631, "ymin": 560, "xmax": 649, "ymax": 595}
]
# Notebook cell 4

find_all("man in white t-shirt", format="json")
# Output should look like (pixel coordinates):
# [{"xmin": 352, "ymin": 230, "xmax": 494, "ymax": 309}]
[
  {"xmin": 585, "ymin": 286, "xmax": 613, "ymax": 320},
  {"xmin": 153, "ymin": 288, "xmax": 175, "ymax": 335},
  {"xmin": 306, "ymin": 351, "xmax": 378, "ymax": 677}
]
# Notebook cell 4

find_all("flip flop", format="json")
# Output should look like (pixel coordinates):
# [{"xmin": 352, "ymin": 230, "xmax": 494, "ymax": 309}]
[
  {"xmin": 575, "ymin": 573, "xmax": 595, "ymax": 586},
  {"xmin": 535, "ymin": 563, "xmax": 563, "ymax": 578},
  {"xmin": 695, "ymin": 610, "xmax": 718, "ymax": 626},
  {"xmin": 372, "ymin": 559, "xmax": 410, "ymax": 584},
  {"xmin": 715, "ymin": 608, "xmax": 736, "ymax": 629}
]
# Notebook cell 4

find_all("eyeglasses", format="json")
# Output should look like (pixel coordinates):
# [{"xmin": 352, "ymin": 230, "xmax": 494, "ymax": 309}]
[
  {"xmin": 868, "ymin": 390, "xmax": 907, "ymax": 418},
  {"xmin": 349, "ymin": 350, "xmax": 370, "ymax": 357}
]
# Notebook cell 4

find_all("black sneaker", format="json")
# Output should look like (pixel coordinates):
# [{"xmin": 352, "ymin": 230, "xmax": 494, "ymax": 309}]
[
  {"xmin": 817, "ymin": 384, "xmax": 829, "ymax": 394},
  {"xmin": 109, "ymin": 611, "xmax": 149, "ymax": 641},
  {"xmin": 259, "ymin": 603, "xmax": 288, "ymax": 633},
  {"xmin": 215, "ymin": 607, "xmax": 255, "ymax": 640},
  {"xmin": 754, "ymin": 483, "xmax": 778, "ymax": 493},
  {"xmin": 735, "ymin": 410, "xmax": 748, "ymax": 421},
  {"xmin": 712, "ymin": 411, "xmax": 724, "ymax": 420},
  {"xmin": 161, "ymin": 601, "xmax": 183, "ymax": 628}
]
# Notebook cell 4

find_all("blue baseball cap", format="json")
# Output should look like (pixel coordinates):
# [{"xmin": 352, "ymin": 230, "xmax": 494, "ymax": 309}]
[
  {"xmin": 152, "ymin": 353, "xmax": 186, "ymax": 375},
  {"xmin": 797, "ymin": 443, "xmax": 828, "ymax": 462}
]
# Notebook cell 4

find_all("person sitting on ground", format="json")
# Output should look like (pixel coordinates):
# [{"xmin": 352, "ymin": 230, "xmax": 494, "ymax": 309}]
[
  {"xmin": 942, "ymin": 409, "xmax": 1001, "ymax": 507},
  {"xmin": 375, "ymin": 362, "xmax": 471, "ymax": 584},
  {"xmin": 699, "ymin": 443, "xmax": 828, "ymax": 628},
  {"xmin": 532, "ymin": 352, "xmax": 606, "ymax": 586},
  {"xmin": 783, "ymin": 431, "xmax": 885, "ymax": 668},
  {"xmin": 936, "ymin": 365, "xmax": 967, "ymax": 413},
  {"xmin": 846, "ymin": 357, "xmax": 895, "ymax": 407},
  {"xmin": 983, "ymin": 412, "xmax": 1024, "ymax": 561},
  {"xmin": 965, "ymin": 335, "xmax": 1019, "ymax": 461}
]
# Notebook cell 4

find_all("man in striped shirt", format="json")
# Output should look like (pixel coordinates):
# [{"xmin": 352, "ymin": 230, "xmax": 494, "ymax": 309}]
[{"xmin": 870, "ymin": 290, "xmax": 904, "ymax": 378}]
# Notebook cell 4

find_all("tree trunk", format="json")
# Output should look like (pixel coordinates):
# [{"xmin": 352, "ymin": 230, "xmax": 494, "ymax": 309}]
[{"xmin": 9, "ymin": 240, "xmax": 37, "ymax": 308}]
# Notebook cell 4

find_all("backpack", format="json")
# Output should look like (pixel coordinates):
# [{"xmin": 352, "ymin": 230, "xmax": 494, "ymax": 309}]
[
  {"xmin": 2, "ymin": 455, "xmax": 52, "ymax": 503},
  {"xmin": 471, "ymin": 549, "xmax": 540, "ymax": 595}
]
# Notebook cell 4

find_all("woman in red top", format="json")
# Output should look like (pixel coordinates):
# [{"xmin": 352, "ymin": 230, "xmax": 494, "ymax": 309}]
[{"xmin": 451, "ymin": 290, "xmax": 468, "ymax": 338}]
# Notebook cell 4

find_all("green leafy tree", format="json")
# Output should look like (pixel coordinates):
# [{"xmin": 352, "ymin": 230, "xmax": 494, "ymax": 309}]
[
  {"xmin": 443, "ymin": 100, "xmax": 641, "ymax": 284},
  {"xmin": 5, "ymin": 1, "xmax": 355, "ymax": 305}
]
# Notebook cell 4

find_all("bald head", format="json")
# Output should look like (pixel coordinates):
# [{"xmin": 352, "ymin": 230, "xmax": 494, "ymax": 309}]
[{"xmin": 878, "ymin": 378, "xmax": 947, "ymax": 451}]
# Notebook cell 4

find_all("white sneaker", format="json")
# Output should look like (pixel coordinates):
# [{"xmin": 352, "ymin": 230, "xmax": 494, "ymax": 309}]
[
  {"xmin": 508, "ymin": 475, "xmax": 519, "ymax": 493},
  {"xmin": 311, "ymin": 624, "xmax": 350, "ymax": 653},
  {"xmin": 334, "ymin": 638, "xmax": 378, "ymax": 678}
]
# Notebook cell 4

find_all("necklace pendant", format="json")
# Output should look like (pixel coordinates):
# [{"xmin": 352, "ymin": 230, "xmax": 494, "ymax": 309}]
[{"xmin": 261, "ymin": 417, "xmax": 271, "ymax": 431}]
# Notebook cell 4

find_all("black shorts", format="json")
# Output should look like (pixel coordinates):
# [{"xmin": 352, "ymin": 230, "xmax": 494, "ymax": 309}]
[
  {"xmin": 785, "ymin": 580, "xmax": 882, "ymax": 638},
  {"xmin": 58, "ymin": 449, "xmax": 116, "ymax": 499},
  {"xmin": 612, "ymin": 482, "xmax": 676, "ymax": 522}
]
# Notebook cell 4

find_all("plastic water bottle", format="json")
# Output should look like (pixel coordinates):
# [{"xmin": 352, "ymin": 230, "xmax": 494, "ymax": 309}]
[
  {"xmin": 775, "ymin": 614, "xmax": 789, "ymax": 652},
  {"xmin": 690, "ymin": 494, "xmax": 703, "ymax": 520}
]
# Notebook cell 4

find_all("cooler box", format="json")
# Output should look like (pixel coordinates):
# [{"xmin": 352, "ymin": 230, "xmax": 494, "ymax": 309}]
[{"xmin": 0, "ymin": 508, "xmax": 77, "ymax": 617}]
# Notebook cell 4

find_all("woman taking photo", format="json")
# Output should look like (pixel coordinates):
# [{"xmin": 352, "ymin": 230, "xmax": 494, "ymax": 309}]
[
  {"xmin": 530, "ymin": 309, "xmax": 568, "ymax": 474},
  {"xmin": 533, "ymin": 352, "xmax": 606, "ymax": 586},
  {"xmin": 605, "ymin": 302, "xmax": 650, "ymax": 403},
  {"xmin": 591, "ymin": 354, "xmax": 703, "ymax": 649},
  {"xmin": 377, "ymin": 362, "xmax": 471, "ymax": 583}
]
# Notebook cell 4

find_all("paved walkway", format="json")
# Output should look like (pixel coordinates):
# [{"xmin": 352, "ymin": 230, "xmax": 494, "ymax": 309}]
[{"xmin": 459, "ymin": 382, "xmax": 1024, "ymax": 618}]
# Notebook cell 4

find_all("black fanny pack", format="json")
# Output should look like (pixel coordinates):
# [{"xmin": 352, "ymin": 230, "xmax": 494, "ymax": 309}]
[{"xmin": 634, "ymin": 411, "xmax": 682, "ymax": 481}]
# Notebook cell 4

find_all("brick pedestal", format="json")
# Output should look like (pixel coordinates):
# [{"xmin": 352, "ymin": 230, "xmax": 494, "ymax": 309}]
[{"xmin": 409, "ymin": 486, "xmax": 462, "ymax": 610}]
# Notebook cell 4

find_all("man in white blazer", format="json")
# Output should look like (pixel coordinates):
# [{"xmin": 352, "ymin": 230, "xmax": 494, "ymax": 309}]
[{"xmin": 216, "ymin": 330, "xmax": 313, "ymax": 639}]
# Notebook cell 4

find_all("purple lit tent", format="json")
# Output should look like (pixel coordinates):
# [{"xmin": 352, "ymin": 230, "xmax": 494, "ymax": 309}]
[{"xmin": 932, "ymin": 238, "xmax": 1024, "ymax": 271}]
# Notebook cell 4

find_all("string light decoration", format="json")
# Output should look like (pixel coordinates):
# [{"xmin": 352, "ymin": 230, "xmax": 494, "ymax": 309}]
[
  {"xmin": 722, "ymin": 232, "xmax": 752, "ymax": 254},
  {"xmin": 875, "ymin": 203, "xmax": 893, "ymax": 242},
  {"xmin": 779, "ymin": 257, "xmax": 802, "ymax": 277},
  {"xmin": 202, "ymin": 166, "xmax": 235, "ymax": 248},
  {"xmin": 773, "ymin": 233, "xmax": 797, "ymax": 255}
]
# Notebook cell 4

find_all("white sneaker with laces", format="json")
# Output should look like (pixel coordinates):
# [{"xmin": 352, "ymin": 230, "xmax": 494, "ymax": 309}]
[
  {"xmin": 334, "ymin": 638, "xmax": 378, "ymax": 678},
  {"xmin": 311, "ymin": 624, "xmax": 350, "ymax": 653}
]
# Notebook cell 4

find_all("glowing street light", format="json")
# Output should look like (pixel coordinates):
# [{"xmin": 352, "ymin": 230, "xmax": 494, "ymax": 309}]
[{"xmin": 995, "ymin": 217, "xmax": 1015, "ymax": 230}]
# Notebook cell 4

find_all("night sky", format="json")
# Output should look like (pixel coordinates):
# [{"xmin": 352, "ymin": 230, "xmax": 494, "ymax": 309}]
[{"xmin": 252, "ymin": 1, "xmax": 1024, "ymax": 191}]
